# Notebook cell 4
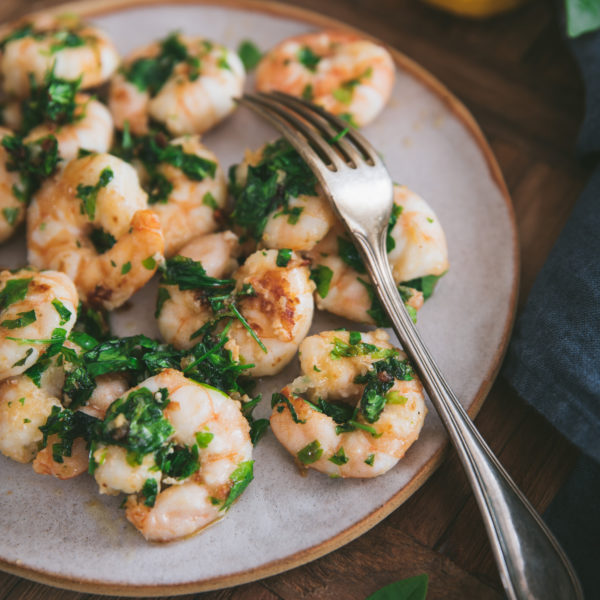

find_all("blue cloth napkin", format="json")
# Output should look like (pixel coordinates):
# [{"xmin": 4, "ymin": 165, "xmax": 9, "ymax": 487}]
[{"xmin": 503, "ymin": 13, "xmax": 600, "ymax": 599}]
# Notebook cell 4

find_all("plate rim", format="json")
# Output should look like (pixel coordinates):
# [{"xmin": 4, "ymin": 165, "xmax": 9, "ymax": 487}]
[{"xmin": 0, "ymin": 0, "xmax": 520, "ymax": 595}]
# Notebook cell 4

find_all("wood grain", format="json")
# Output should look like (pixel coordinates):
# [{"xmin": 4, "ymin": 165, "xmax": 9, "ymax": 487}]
[{"xmin": 0, "ymin": 0, "xmax": 586, "ymax": 598}]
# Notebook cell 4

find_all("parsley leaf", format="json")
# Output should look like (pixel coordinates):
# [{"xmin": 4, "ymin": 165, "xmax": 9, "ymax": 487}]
[
  {"xmin": 221, "ymin": 460, "xmax": 254, "ymax": 510},
  {"xmin": 77, "ymin": 167, "xmax": 114, "ymax": 220},
  {"xmin": 89, "ymin": 227, "xmax": 116, "ymax": 254},
  {"xmin": 310, "ymin": 265, "xmax": 333, "ymax": 298},
  {"xmin": 237, "ymin": 40, "xmax": 262, "ymax": 71},
  {"xmin": 0, "ymin": 277, "xmax": 32, "ymax": 311},
  {"xmin": 1, "ymin": 134, "xmax": 60, "ymax": 204},
  {"xmin": 276, "ymin": 248, "xmax": 292, "ymax": 267},
  {"xmin": 297, "ymin": 46, "xmax": 321, "ymax": 72},
  {"xmin": 297, "ymin": 440, "xmax": 323, "ymax": 464},
  {"xmin": 230, "ymin": 138, "xmax": 317, "ymax": 239},
  {"xmin": 1, "ymin": 309, "xmax": 36, "ymax": 329}
]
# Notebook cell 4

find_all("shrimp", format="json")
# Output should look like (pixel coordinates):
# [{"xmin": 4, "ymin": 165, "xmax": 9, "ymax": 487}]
[
  {"xmin": 0, "ymin": 268, "xmax": 78, "ymax": 381},
  {"xmin": 229, "ymin": 139, "xmax": 336, "ymax": 251},
  {"xmin": 0, "ymin": 13, "xmax": 119, "ymax": 97},
  {"xmin": 0, "ymin": 127, "xmax": 25, "ymax": 243},
  {"xmin": 307, "ymin": 185, "xmax": 448, "ymax": 324},
  {"xmin": 157, "ymin": 235, "xmax": 315, "ymax": 376},
  {"xmin": 256, "ymin": 30, "xmax": 395, "ymax": 127},
  {"xmin": 135, "ymin": 135, "xmax": 227, "ymax": 256},
  {"xmin": 0, "ymin": 375, "xmax": 61, "ymax": 463},
  {"xmin": 91, "ymin": 368, "xmax": 253, "ymax": 542},
  {"xmin": 270, "ymin": 329, "xmax": 427, "ymax": 478},
  {"xmin": 31, "ymin": 366, "xmax": 129, "ymax": 479},
  {"xmin": 27, "ymin": 153, "xmax": 164, "ymax": 310},
  {"xmin": 2, "ymin": 94, "xmax": 114, "ymax": 163},
  {"xmin": 109, "ymin": 32, "xmax": 245, "ymax": 136}
]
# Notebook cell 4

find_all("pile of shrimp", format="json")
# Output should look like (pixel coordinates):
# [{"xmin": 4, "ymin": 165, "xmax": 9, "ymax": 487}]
[{"xmin": 0, "ymin": 11, "xmax": 447, "ymax": 542}]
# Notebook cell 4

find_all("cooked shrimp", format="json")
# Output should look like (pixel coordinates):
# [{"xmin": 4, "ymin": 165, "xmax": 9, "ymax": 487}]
[
  {"xmin": 0, "ymin": 268, "xmax": 77, "ymax": 381},
  {"xmin": 0, "ymin": 127, "xmax": 25, "ymax": 243},
  {"xmin": 256, "ymin": 30, "xmax": 395, "ymax": 127},
  {"xmin": 27, "ymin": 153, "xmax": 164, "ymax": 310},
  {"xmin": 136, "ymin": 135, "xmax": 227, "ymax": 256},
  {"xmin": 0, "ymin": 13, "xmax": 119, "ymax": 97},
  {"xmin": 109, "ymin": 33, "xmax": 245, "ymax": 136},
  {"xmin": 157, "ymin": 237, "xmax": 314, "ymax": 376},
  {"xmin": 387, "ymin": 185, "xmax": 449, "ymax": 283},
  {"xmin": 230, "ymin": 140, "xmax": 336, "ymax": 251},
  {"xmin": 2, "ymin": 94, "xmax": 114, "ymax": 162},
  {"xmin": 32, "ymin": 372, "xmax": 130, "ymax": 479},
  {"xmin": 271, "ymin": 329, "xmax": 427, "ymax": 478},
  {"xmin": 307, "ymin": 185, "xmax": 448, "ymax": 324},
  {"xmin": 0, "ymin": 375, "xmax": 61, "ymax": 463},
  {"xmin": 91, "ymin": 368, "xmax": 253, "ymax": 542}
]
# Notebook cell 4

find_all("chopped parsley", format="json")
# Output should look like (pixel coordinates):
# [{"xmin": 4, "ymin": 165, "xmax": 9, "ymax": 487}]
[
  {"xmin": 2, "ymin": 207, "xmax": 19, "ymax": 226},
  {"xmin": 124, "ymin": 32, "xmax": 190, "ymax": 95},
  {"xmin": 1, "ymin": 309, "xmax": 36, "ymax": 329},
  {"xmin": 142, "ymin": 256, "xmax": 157, "ymax": 270},
  {"xmin": 329, "ymin": 447, "xmax": 349, "ymax": 465},
  {"xmin": 1, "ymin": 134, "xmax": 60, "ymax": 204},
  {"xmin": 237, "ymin": 40, "xmax": 262, "ymax": 71},
  {"xmin": 89, "ymin": 227, "xmax": 116, "ymax": 254},
  {"xmin": 77, "ymin": 167, "xmax": 114, "ymax": 220},
  {"xmin": 386, "ymin": 204, "xmax": 403, "ymax": 252},
  {"xmin": 51, "ymin": 299, "xmax": 72, "ymax": 325},
  {"xmin": 402, "ymin": 273, "xmax": 445, "ymax": 300},
  {"xmin": 221, "ymin": 460, "xmax": 254, "ymax": 510},
  {"xmin": 155, "ymin": 287, "xmax": 171, "ymax": 318},
  {"xmin": 354, "ymin": 356, "xmax": 414, "ymax": 423},
  {"xmin": 141, "ymin": 478, "xmax": 158, "ymax": 507},
  {"xmin": 272, "ymin": 392, "xmax": 306, "ymax": 424},
  {"xmin": 337, "ymin": 236, "xmax": 366, "ymax": 273},
  {"xmin": 18, "ymin": 69, "xmax": 82, "ymax": 134},
  {"xmin": 310, "ymin": 265, "xmax": 333, "ymax": 299},
  {"xmin": 92, "ymin": 386, "xmax": 172, "ymax": 467},
  {"xmin": 329, "ymin": 336, "xmax": 397, "ymax": 361},
  {"xmin": 202, "ymin": 191, "xmax": 218, "ymax": 210},
  {"xmin": 297, "ymin": 46, "xmax": 321, "ymax": 72},
  {"xmin": 121, "ymin": 262, "xmax": 132, "ymax": 275},
  {"xmin": 39, "ymin": 405, "xmax": 98, "ymax": 463},
  {"xmin": 195, "ymin": 430, "xmax": 214, "ymax": 448},
  {"xmin": 297, "ymin": 440, "xmax": 323, "ymax": 465},
  {"xmin": 332, "ymin": 67, "xmax": 373, "ymax": 105},
  {"xmin": 302, "ymin": 83, "xmax": 314, "ymax": 101},
  {"xmin": 230, "ymin": 138, "xmax": 318, "ymax": 239},
  {"xmin": 241, "ymin": 394, "xmax": 269, "ymax": 445},
  {"xmin": 365, "ymin": 453, "xmax": 375, "ymax": 466},
  {"xmin": 276, "ymin": 248, "xmax": 292, "ymax": 267},
  {"xmin": 0, "ymin": 277, "xmax": 32, "ymax": 311}
]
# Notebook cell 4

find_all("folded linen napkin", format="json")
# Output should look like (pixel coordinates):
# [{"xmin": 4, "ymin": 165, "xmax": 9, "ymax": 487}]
[{"xmin": 503, "ymin": 8, "xmax": 600, "ymax": 598}]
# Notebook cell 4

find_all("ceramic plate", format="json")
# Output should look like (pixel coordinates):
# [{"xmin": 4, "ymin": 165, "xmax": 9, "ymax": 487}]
[{"xmin": 0, "ymin": 0, "xmax": 518, "ymax": 595}]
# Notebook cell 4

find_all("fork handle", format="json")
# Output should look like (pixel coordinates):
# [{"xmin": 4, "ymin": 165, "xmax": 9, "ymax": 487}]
[{"xmin": 354, "ymin": 229, "xmax": 583, "ymax": 600}]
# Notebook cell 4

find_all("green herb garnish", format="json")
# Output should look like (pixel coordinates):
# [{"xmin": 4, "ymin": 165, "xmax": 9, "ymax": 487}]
[{"xmin": 77, "ymin": 167, "xmax": 114, "ymax": 220}]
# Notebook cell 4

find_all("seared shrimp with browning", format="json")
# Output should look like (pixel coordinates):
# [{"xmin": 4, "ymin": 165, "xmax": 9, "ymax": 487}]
[
  {"xmin": 109, "ymin": 32, "xmax": 245, "ymax": 136},
  {"xmin": 91, "ymin": 368, "xmax": 253, "ymax": 542},
  {"xmin": 0, "ymin": 13, "xmax": 119, "ymax": 97},
  {"xmin": 27, "ymin": 153, "xmax": 164, "ymax": 310},
  {"xmin": 157, "ymin": 232, "xmax": 315, "ymax": 376},
  {"xmin": 256, "ymin": 30, "xmax": 395, "ymax": 127},
  {"xmin": 271, "ymin": 329, "xmax": 427, "ymax": 478}
]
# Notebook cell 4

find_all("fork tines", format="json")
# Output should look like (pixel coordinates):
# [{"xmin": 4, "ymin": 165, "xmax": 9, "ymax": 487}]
[{"xmin": 238, "ymin": 92, "xmax": 379, "ymax": 172}]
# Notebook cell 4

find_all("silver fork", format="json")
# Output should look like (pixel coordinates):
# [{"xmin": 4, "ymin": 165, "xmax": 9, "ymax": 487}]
[{"xmin": 238, "ymin": 91, "xmax": 583, "ymax": 600}]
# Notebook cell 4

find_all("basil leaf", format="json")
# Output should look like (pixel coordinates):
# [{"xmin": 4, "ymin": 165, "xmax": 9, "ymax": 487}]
[
  {"xmin": 566, "ymin": 0, "xmax": 600, "ymax": 37},
  {"xmin": 365, "ymin": 574, "xmax": 428, "ymax": 600}
]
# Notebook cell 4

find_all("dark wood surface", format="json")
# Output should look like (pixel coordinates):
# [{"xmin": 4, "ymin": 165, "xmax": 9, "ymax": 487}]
[{"xmin": 0, "ymin": 0, "xmax": 588, "ymax": 598}]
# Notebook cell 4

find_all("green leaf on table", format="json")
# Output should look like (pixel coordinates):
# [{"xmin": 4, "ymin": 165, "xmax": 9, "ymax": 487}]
[
  {"xmin": 365, "ymin": 574, "xmax": 428, "ymax": 600},
  {"xmin": 566, "ymin": 0, "xmax": 600, "ymax": 37}
]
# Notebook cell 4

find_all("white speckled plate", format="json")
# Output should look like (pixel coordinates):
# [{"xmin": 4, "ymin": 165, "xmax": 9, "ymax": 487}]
[{"xmin": 0, "ymin": 0, "xmax": 518, "ymax": 595}]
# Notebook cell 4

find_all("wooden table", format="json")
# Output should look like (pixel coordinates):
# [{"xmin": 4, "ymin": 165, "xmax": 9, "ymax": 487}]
[{"xmin": 0, "ymin": 0, "xmax": 588, "ymax": 598}]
